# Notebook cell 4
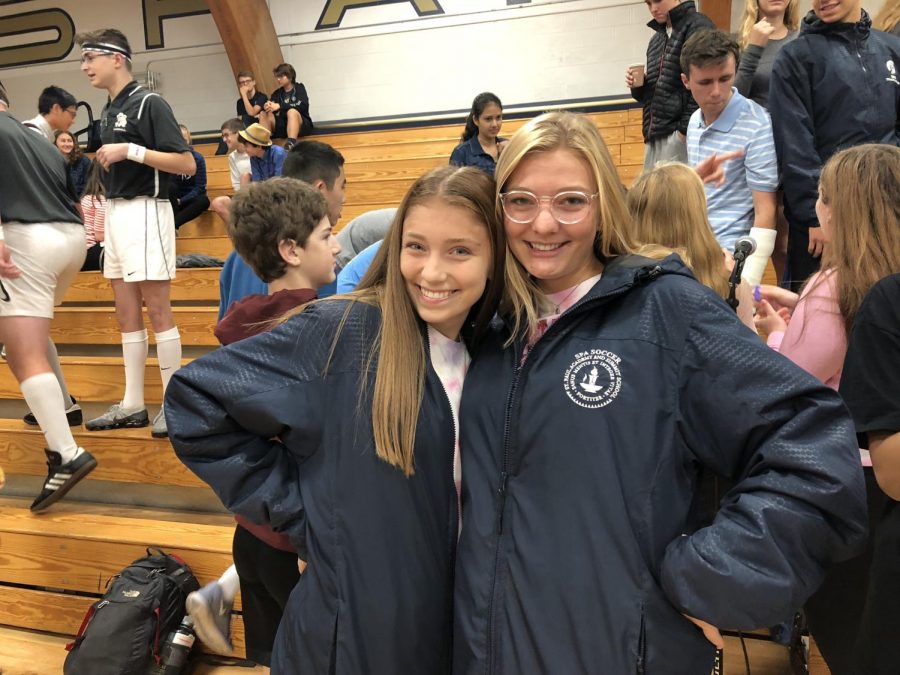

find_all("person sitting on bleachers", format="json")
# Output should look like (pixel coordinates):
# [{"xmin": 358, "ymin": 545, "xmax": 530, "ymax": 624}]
[
  {"xmin": 449, "ymin": 92, "xmax": 506, "ymax": 176},
  {"xmin": 170, "ymin": 124, "xmax": 210, "ymax": 230},
  {"xmin": 54, "ymin": 129, "xmax": 91, "ymax": 197},
  {"xmin": 210, "ymin": 118, "xmax": 250, "ymax": 228},
  {"xmin": 754, "ymin": 144, "xmax": 900, "ymax": 675},
  {"xmin": 185, "ymin": 178, "xmax": 339, "ymax": 665},
  {"xmin": 317, "ymin": 207, "xmax": 396, "ymax": 297},
  {"xmin": 218, "ymin": 140, "xmax": 345, "ymax": 318},
  {"xmin": 22, "ymin": 85, "xmax": 78, "ymax": 142},
  {"xmin": 240, "ymin": 122, "xmax": 286, "ymax": 183},
  {"xmin": 236, "ymin": 70, "xmax": 270, "ymax": 131},
  {"xmin": 264, "ymin": 63, "xmax": 312, "ymax": 150}
]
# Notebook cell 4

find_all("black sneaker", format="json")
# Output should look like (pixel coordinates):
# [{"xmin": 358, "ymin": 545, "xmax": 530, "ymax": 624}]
[
  {"xmin": 30, "ymin": 448, "xmax": 97, "ymax": 512},
  {"xmin": 24, "ymin": 397, "xmax": 82, "ymax": 427}
]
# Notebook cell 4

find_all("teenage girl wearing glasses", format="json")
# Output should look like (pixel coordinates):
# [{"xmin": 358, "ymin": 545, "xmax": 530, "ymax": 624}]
[{"xmin": 452, "ymin": 111, "xmax": 868, "ymax": 674}]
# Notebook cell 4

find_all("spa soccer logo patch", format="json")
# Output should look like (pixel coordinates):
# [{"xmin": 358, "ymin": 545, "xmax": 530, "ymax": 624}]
[{"xmin": 563, "ymin": 349, "xmax": 622, "ymax": 409}]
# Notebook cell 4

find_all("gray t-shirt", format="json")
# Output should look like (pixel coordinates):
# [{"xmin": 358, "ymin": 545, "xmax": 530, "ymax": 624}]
[
  {"xmin": 0, "ymin": 112, "xmax": 81, "ymax": 225},
  {"xmin": 335, "ymin": 208, "xmax": 396, "ymax": 269},
  {"xmin": 735, "ymin": 32, "xmax": 798, "ymax": 108}
]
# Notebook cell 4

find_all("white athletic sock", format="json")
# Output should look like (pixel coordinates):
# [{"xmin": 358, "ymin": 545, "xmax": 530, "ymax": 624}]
[
  {"xmin": 121, "ymin": 329, "xmax": 149, "ymax": 411},
  {"xmin": 45, "ymin": 338, "xmax": 74, "ymax": 407},
  {"xmin": 154, "ymin": 327, "xmax": 182, "ymax": 396},
  {"xmin": 20, "ymin": 372, "xmax": 81, "ymax": 463},
  {"xmin": 218, "ymin": 564, "xmax": 240, "ymax": 603}
]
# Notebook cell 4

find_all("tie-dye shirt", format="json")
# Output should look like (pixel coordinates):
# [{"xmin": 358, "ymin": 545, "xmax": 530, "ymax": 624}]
[
  {"xmin": 428, "ymin": 326, "xmax": 471, "ymax": 506},
  {"xmin": 523, "ymin": 274, "xmax": 603, "ymax": 362}
]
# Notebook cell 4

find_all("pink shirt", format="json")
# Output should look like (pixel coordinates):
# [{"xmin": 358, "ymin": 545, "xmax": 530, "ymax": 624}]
[
  {"xmin": 767, "ymin": 269, "xmax": 869, "ymax": 465},
  {"xmin": 767, "ymin": 269, "xmax": 845, "ymax": 390},
  {"xmin": 80, "ymin": 194, "xmax": 106, "ymax": 247}
]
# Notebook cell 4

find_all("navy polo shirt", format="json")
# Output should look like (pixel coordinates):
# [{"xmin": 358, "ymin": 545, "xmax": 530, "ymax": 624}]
[{"xmin": 449, "ymin": 135, "xmax": 505, "ymax": 176}]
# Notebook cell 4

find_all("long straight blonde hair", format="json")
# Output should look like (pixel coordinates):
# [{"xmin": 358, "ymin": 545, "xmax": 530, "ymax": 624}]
[
  {"xmin": 874, "ymin": 0, "xmax": 900, "ymax": 32},
  {"xmin": 812, "ymin": 144, "xmax": 900, "ymax": 335},
  {"xmin": 627, "ymin": 163, "xmax": 730, "ymax": 299},
  {"xmin": 344, "ymin": 166, "xmax": 504, "ymax": 476},
  {"xmin": 494, "ymin": 111, "xmax": 640, "ymax": 337},
  {"xmin": 738, "ymin": 0, "xmax": 801, "ymax": 49}
]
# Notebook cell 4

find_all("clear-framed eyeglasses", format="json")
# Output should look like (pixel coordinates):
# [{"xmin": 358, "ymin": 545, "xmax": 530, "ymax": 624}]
[{"xmin": 500, "ymin": 190, "xmax": 599, "ymax": 225}]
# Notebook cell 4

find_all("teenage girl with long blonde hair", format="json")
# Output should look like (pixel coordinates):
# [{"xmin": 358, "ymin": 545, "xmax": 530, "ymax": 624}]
[
  {"xmin": 627, "ymin": 162, "xmax": 756, "ymax": 329},
  {"xmin": 735, "ymin": 0, "xmax": 801, "ymax": 107}
]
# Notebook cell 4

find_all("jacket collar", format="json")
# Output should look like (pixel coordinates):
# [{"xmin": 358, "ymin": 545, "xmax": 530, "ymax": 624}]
[
  {"xmin": 800, "ymin": 8, "xmax": 871, "ymax": 39},
  {"xmin": 647, "ymin": 0, "xmax": 698, "ymax": 32}
]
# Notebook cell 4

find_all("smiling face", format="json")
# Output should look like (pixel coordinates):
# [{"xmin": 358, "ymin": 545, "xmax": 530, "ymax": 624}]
[
  {"xmin": 681, "ymin": 55, "xmax": 736, "ymax": 124},
  {"xmin": 400, "ymin": 199, "xmax": 492, "ymax": 340},
  {"xmin": 503, "ymin": 148, "xmax": 603, "ymax": 294},
  {"xmin": 55, "ymin": 132, "xmax": 75, "ymax": 155},
  {"xmin": 474, "ymin": 103, "xmax": 503, "ymax": 142},
  {"xmin": 812, "ymin": 0, "xmax": 861, "ymax": 23},
  {"xmin": 222, "ymin": 128, "xmax": 240, "ymax": 153}
]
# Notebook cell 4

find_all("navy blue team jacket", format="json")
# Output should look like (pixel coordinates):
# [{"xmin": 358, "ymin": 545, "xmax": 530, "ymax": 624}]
[
  {"xmin": 453, "ymin": 255, "xmax": 868, "ymax": 674},
  {"xmin": 166, "ymin": 300, "xmax": 457, "ymax": 674}
]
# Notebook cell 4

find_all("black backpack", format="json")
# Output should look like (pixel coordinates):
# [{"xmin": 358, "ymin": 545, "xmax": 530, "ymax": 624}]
[{"xmin": 64, "ymin": 547, "xmax": 201, "ymax": 675}]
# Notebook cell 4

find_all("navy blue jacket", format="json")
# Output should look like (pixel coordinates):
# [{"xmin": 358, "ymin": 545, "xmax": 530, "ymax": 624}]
[
  {"xmin": 166, "ymin": 300, "xmax": 457, "ymax": 674},
  {"xmin": 769, "ymin": 11, "xmax": 900, "ymax": 233},
  {"xmin": 453, "ymin": 256, "xmax": 867, "ymax": 674}
]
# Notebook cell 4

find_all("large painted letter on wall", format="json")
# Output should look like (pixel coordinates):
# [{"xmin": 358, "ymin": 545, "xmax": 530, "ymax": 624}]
[
  {"xmin": 143, "ymin": 0, "xmax": 209, "ymax": 48},
  {"xmin": 317, "ymin": 0, "xmax": 443, "ymax": 30},
  {"xmin": 0, "ymin": 4, "xmax": 75, "ymax": 67}
]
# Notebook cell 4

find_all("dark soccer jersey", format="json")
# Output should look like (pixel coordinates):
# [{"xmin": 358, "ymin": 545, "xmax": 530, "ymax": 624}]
[
  {"xmin": 237, "ymin": 90, "xmax": 268, "ymax": 127},
  {"xmin": 100, "ymin": 81, "xmax": 189, "ymax": 200},
  {"xmin": 0, "ymin": 112, "xmax": 81, "ymax": 225}
]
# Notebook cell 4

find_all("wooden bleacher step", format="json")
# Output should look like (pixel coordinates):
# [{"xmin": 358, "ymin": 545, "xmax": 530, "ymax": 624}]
[
  {"xmin": 177, "ymin": 235, "xmax": 233, "ymax": 259},
  {"xmin": 0, "ymin": 356, "xmax": 194, "ymax": 405},
  {"xmin": 66, "ymin": 268, "xmax": 221, "ymax": 304},
  {"xmin": 51, "ymin": 306, "xmax": 219, "ymax": 346},
  {"xmin": 0, "ymin": 420, "xmax": 203, "ymax": 488}
]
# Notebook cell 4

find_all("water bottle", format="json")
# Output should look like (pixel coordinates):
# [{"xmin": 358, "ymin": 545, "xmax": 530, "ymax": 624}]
[{"xmin": 155, "ymin": 615, "xmax": 196, "ymax": 674}]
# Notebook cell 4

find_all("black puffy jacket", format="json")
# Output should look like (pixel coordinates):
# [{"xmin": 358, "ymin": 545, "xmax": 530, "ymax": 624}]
[
  {"xmin": 631, "ymin": 1, "xmax": 714, "ymax": 142},
  {"xmin": 453, "ymin": 255, "xmax": 867, "ymax": 675},
  {"xmin": 166, "ymin": 300, "xmax": 457, "ymax": 674},
  {"xmin": 769, "ymin": 11, "xmax": 900, "ymax": 233}
]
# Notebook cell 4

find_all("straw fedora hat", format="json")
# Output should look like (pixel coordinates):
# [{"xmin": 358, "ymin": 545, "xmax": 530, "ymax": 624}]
[{"xmin": 238, "ymin": 123, "xmax": 273, "ymax": 147}]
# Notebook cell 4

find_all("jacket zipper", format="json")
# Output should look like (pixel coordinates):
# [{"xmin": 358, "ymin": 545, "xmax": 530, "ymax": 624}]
[{"xmin": 484, "ymin": 266, "xmax": 662, "ymax": 674}]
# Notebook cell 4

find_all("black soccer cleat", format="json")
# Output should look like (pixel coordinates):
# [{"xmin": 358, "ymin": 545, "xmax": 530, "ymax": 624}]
[
  {"xmin": 23, "ymin": 397, "xmax": 83, "ymax": 427},
  {"xmin": 31, "ymin": 449, "xmax": 98, "ymax": 513}
]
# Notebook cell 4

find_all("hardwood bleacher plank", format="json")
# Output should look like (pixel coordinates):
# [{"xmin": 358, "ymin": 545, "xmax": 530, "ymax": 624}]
[
  {"xmin": 0, "ymin": 420, "xmax": 204, "ymax": 488},
  {"xmin": 177, "ymin": 211, "xmax": 227, "ymax": 238},
  {"xmin": 0, "ymin": 498, "xmax": 232, "ymax": 593},
  {"xmin": 0, "ymin": 356, "xmax": 194, "ymax": 404},
  {"xmin": 65, "ymin": 269, "xmax": 221, "ymax": 303},
  {"xmin": 0, "ymin": 587, "xmax": 249, "ymax": 660},
  {"xmin": 51, "ymin": 307, "xmax": 218, "ymax": 346},
  {"xmin": 177, "ymin": 235, "xmax": 233, "ymax": 259}
]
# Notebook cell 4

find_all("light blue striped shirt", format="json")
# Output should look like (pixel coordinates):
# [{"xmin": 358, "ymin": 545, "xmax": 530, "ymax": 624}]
[{"xmin": 687, "ymin": 88, "xmax": 778, "ymax": 248}]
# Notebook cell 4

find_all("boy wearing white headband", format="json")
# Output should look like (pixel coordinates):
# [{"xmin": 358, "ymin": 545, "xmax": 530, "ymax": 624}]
[{"xmin": 77, "ymin": 28, "xmax": 195, "ymax": 438}]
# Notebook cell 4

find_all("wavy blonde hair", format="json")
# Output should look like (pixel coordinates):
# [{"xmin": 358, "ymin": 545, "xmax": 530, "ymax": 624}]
[
  {"xmin": 874, "ymin": 0, "xmax": 900, "ymax": 32},
  {"xmin": 627, "ymin": 163, "xmax": 729, "ymax": 299},
  {"xmin": 494, "ymin": 111, "xmax": 640, "ymax": 337},
  {"xmin": 738, "ymin": 0, "xmax": 801, "ymax": 49},
  {"xmin": 813, "ymin": 144, "xmax": 900, "ymax": 335}
]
